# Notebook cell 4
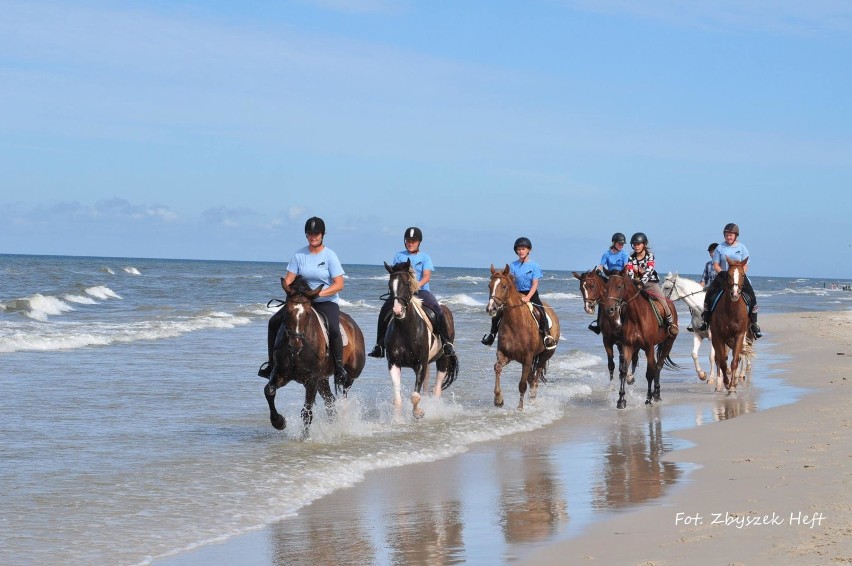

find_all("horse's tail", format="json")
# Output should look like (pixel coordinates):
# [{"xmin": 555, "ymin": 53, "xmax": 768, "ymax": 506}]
[
  {"xmin": 656, "ymin": 344, "xmax": 681, "ymax": 370},
  {"xmin": 440, "ymin": 352, "xmax": 459, "ymax": 390},
  {"xmin": 532, "ymin": 353, "xmax": 549, "ymax": 383}
]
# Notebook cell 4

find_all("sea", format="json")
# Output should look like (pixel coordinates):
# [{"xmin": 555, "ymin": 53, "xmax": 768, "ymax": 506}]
[{"xmin": 1, "ymin": 254, "xmax": 850, "ymax": 565}]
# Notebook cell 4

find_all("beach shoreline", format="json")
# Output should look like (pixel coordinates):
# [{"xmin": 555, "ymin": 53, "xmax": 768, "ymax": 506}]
[{"xmin": 156, "ymin": 311, "xmax": 852, "ymax": 565}]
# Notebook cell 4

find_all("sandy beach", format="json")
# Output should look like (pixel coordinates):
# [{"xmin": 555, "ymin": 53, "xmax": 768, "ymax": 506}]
[{"xmin": 158, "ymin": 311, "xmax": 852, "ymax": 566}]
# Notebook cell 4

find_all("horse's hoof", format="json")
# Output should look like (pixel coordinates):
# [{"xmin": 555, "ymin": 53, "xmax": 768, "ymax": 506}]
[
  {"xmin": 271, "ymin": 414, "xmax": 286, "ymax": 430},
  {"xmin": 494, "ymin": 398, "xmax": 504, "ymax": 408},
  {"xmin": 698, "ymin": 371, "xmax": 707, "ymax": 381},
  {"xmin": 617, "ymin": 400, "xmax": 627, "ymax": 409},
  {"xmin": 645, "ymin": 399, "xmax": 652, "ymax": 406},
  {"xmin": 626, "ymin": 376, "xmax": 635, "ymax": 385},
  {"xmin": 413, "ymin": 409, "xmax": 425, "ymax": 420}
]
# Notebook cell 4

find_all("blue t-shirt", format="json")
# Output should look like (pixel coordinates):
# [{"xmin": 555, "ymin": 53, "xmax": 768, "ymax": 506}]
[
  {"xmin": 392, "ymin": 250, "xmax": 434, "ymax": 291},
  {"xmin": 713, "ymin": 242, "xmax": 750, "ymax": 271},
  {"xmin": 600, "ymin": 247, "xmax": 630, "ymax": 271},
  {"xmin": 510, "ymin": 259, "xmax": 543, "ymax": 292},
  {"xmin": 286, "ymin": 246, "xmax": 345, "ymax": 303}
]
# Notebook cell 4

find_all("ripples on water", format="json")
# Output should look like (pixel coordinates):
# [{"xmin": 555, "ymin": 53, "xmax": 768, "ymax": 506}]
[{"xmin": 0, "ymin": 255, "xmax": 845, "ymax": 564}]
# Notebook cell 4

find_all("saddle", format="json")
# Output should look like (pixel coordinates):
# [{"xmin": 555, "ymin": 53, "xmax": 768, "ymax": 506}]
[
  {"xmin": 708, "ymin": 289, "xmax": 752, "ymax": 314},
  {"xmin": 639, "ymin": 291, "xmax": 667, "ymax": 327},
  {"xmin": 410, "ymin": 298, "xmax": 441, "ymax": 337},
  {"xmin": 275, "ymin": 308, "xmax": 349, "ymax": 351},
  {"xmin": 526, "ymin": 303, "xmax": 557, "ymax": 350}
]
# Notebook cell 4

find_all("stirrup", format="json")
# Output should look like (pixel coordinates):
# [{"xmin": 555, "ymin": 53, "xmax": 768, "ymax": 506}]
[
  {"xmin": 368, "ymin": 344, "xmax": 384, "ymax": 358},
  {"xmin": 258, "ymin": 361, "xmax": 272, "ymax": 378},
  {"xmin": 751, "ymin": 323, "xmax": 762, "ymax": 339},
  {"xmin": 667, "ymin": 324, "xmax": 679, "ymax": 337},
  {"xmin": 442, "ymin": 342, "xmax": 455, "ymax": 356},
  {"xmin": 543, "ymin": 335, "xmax": 557, "ymax": 349},
  {"xmin": 686, "ymin": 324, "xmax": 694, "ymax": 333},
  {"xmin": 481, "ymin": 333, "xmax": 495, "ymax": 346}
]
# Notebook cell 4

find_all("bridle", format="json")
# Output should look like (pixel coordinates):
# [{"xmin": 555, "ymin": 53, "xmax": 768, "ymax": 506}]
[
  {"xmin": 605, "ymin": 274, "xmax": 641, "ymax": 314},
  {"xmin": 389, "ymin": 271, "xmax": 413, "ymax": 314},
  {"xmin": 663, "ymin": 273, "xmax": 704, "ymax": 302}
]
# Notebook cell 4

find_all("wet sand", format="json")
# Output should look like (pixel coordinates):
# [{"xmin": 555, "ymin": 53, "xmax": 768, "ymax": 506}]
[{"xmin": 157, "ymin": 311, "xmax": 852, "ymax": 565}]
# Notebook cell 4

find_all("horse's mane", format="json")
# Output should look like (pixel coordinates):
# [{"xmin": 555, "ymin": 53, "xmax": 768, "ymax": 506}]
[
  {"xmin": 288, "ymin": 274, "xmax": 314, "ymax": 296},
  {"xmin": 390, "ymin": 262, "xmax": 421, "ymax": 295}
]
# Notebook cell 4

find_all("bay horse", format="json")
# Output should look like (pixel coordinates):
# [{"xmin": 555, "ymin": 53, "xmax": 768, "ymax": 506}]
[
  {"xmin": 709, "ymin": 259, "xmax": 750, "ymax": 393},
  {"xmin": 263, "ymin": 275, "xmax": 366, "ymax": 431},
  {"xmin": 573, "ymin": 269, "xmax": 638, "ymax": 382},
  {"xmin": 383, "ymin": 260, "xmax": 459, "ymax": 419},
  {"xmin": 486, "ymin": 264, "xmax": 560, "ymax": 410},
  {"xmin": 602, "ymin": 270, "xmax": 678, "ymax": 409}
]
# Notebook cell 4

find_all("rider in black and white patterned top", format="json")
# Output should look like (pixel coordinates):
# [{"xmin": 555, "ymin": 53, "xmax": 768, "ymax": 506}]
[{"xmin": 626, "ymin": 232, "xmax": 678, "ymax": 337}]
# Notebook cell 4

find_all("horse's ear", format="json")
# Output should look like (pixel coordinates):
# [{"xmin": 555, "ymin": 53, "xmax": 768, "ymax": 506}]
[
  {"xmin": 502, "ymin": 264, "xmax": 510, "ymax": 275},
  {"xmin": 572, "ymin": 271, "xmax": 581, "ymax": 280},
  {"xmin": 403, "ymin": 258, "xmax": 411, "ymax": 269},
  {"xmin": 307, "ymin": 284, "xmax": 323, "ymax": 299},
  {"xmin": 384, "ymin": 261, "xmax": 393, "ymax": 274},
  {"xmin": 490, "ymin": 264, "xmax": 497, "ymax": 274},
  {"xmin": 742, "ymin": 257, "xmax": 749, "ymax": 265}
]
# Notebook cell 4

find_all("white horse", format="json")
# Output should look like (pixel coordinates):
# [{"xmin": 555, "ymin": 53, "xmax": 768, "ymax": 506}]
[{"xmin": 662, "ymin": 272, "xmax": 754, "ymax": 392}]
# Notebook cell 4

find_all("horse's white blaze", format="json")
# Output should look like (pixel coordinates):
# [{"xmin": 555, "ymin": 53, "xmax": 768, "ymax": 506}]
[
  {"xmin": 292, "ymin": 303, "xmax": 305, "ymax": 333},
  {"xmin": 731, "ymin": 267, "xmax": 742, "ymax": 300},
  {"xmin": 486, "ymin": 279, "xmax": 500, "ymax": 314},
  {"xmin": 391, "ymin": 278, "xmax": 405, "ymax": 317},
  {"xmin": 581, "ymin": 282, "xmax": 596, "ymax": 314}
]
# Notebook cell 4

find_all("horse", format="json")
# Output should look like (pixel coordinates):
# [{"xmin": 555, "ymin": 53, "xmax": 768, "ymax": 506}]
[
  {"xmin": 602, "ymin": 271, "xmax": 679, "ymax": 409},
  {"xmin": 573, "ymin": 269, "xmax": 638, "ymax": 382},
  {"xmin": 263, "ymin": 275, "xmax": 366, "ymax": 431},
  {"xmin": 486, "ymin": 264, "xmax": 560, "ymax": 410},
  {"xmin": 709, "ymin": 259, "xmax": 751, "ymax": 393},
  {"xmin": 383, "ymin": 260, "xmax": 459, "ymax": 419},
  {"xmin": 661, "ymin": 272, "xmax": 718, "ymax": 385}
]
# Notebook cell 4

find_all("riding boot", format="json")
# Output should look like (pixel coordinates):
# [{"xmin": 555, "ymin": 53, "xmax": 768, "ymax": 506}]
[
  {"xmin": 482, "ymin": 313, "xmax": 500, "ymax": 346},
  {"xmin": 588, "ymin": 321, "xmax": 601, "ymax": 334},
  {"xmin": 369, "ymin": 301, "xmax": 391, "ymax": 358},
  {"xmin": 258, "ymin": 361, "xmax": 272, "ymax": 378},
  {"xmin": 750, "ymin": 311, "xmax": 762, "ymax": 339},
  {"xmin": 437, "ymin": 314, "xmax": 455, "ymax": 356},
  {"xmin": 330, "ymin": 334, "xmax": 348, "ymax": 387},
  {"xmin": 697, "ymin": 309, "xmax": 710, "ymax": 331},
  {"xmin": 666, "ymin": 313, "xmax": 679, "ymax": 336}
]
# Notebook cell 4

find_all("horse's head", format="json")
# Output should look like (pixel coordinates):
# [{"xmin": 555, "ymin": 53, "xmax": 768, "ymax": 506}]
[
  {"xmin": 573, "ymin": 269, "xmax": 607, "ymax": 314},
  {"xmin": 385, "ymin": 259, "xmax": 419, "ymax": 318},
  {"xmin": 280, "ymin": 275, "xmax": 322, "ymax": 355},
  {"xmin": 602, "ymin": 271, "xmax": 639, "ymax": 326},
  {"xmin": 486, "ymin": 264, "xmax": 516, "ymax": 317},
  {"xmin": 661, "ymin": 272, "xmax": 678, "ymax": 300},
  {"xmin": 723, "ymin": 258, "xmax": 748, "ymax": 301}
]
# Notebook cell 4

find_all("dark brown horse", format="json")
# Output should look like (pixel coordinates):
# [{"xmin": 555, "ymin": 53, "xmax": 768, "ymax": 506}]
[
  {"xmin": 263, "ymin": 275, "xmax": 366, "ymax": 431},
  {"xmin": 384, "ymin": 261, "xmax": 459, "ymax": 419},
  {"xmin": 602, "ymin": 271, "xmax": 678, "ymax": 409},
  {"xmin": 486, "ymin": 264, "xmax": 560, "ymax": 410},
  {"xmin": 573, "ymin": 269, "xmax": 638, "ymax": 381},
  {"xmin": 709, "ymin": 258, "xmax": 750, "ymax": 393}
]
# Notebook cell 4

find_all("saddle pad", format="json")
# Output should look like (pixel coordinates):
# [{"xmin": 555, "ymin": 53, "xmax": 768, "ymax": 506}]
[
  {"xmin": 410, "ymin": 298, "xmax": 435, "ymax": 333},
  {"xmin": 310, "ymin": 310, "xmax": 349, "ymax": 347},
  {"xmin": 526, "ymin": 303, "xmax": 554, "ymax": 331}
]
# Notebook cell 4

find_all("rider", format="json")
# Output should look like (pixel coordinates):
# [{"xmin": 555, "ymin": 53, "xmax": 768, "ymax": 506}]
[
  {"xmin": 626, "ymin": 232, "xmax": 679, "ymax": 336},
  {"xmin": 368, "ymin": 227, "xmax": 455, "ymax": 358},
  {"xmin": 588, "ymin": 232, "xmax": 630, "ymax": 334},
  {"xmin": 697, "ymin": 223, "xmax": 762, "ymax": 338},
  {"xmin": 481, "ymin": 237, "xmax": 556, "ymax": 349},
  {"xmin": 258, "ymin": 216, "xmax": 349, "ymax": 383},
  {"xmin": 688, "ymin": 242, "xmax": 718, "ymax": 332}
]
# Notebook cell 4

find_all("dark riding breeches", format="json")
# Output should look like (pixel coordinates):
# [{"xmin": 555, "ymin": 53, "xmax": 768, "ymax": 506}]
[{"xmin": 375, "ymin": 289, "xmax": 446, "ymax": 343}]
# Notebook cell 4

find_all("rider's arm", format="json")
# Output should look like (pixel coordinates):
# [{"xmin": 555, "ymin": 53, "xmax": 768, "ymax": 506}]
[
  {"xmin": 419, "ymin": 268, "xmax": 432, "ymax": 287},
  {"xmin": 523, "ymin": 278, "xmax": 539, "ymax": 303},
  {"xmin": 318, "ymin": 275, "xmax": 345, "ymax": 298}
]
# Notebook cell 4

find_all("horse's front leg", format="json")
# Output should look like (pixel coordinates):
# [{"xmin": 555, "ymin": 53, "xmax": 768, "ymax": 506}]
[
  {"xmin": 617, "ymin": 346, "xmax": 632, "ymax": 409},
  {"xmin": 411, "ymin": 364, "xmax": 426, "ymax": 419},
  {"xmin": 605, "ymin": 340, "xmax": 616, "ymax": 381},
  {"xmin": 264, "ymin": 376, "xmax": 286, "ymax": 430},
  {"xmin": 300, "ymin": 380, "xmax": 320, "ymax": 432},
  {"xmin": 729, "ymin": 334, "xmax": 746, "ymax": 393},
  {"xmin": 692, "ymin": 334, "xmax": 706, "ymax": 381},
  {"xmin": 494, "ymin": 352, "xmax": 508, "ymax": 407},
  {"xmin": 317, "ymin": 377, "xmax": 336, "ymax": 420}
]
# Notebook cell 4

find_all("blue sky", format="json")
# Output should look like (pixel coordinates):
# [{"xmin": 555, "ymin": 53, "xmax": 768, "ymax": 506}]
[{"xmin": 2, "ymin": 0, "xmax": 850, "ymax": 278}]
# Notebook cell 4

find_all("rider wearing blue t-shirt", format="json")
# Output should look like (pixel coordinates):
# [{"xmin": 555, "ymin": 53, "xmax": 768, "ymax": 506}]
[
  {"xmin": 698, "ymin": 223, "xmax": 761, "ymax": 338},
  {"xmin": 368, "ymin": 227, "xmax": 455, "ymax": 358},
  {"xmin": 588, "ymin": 232, "xmax": 629, "ymax": 334},
  {"xmin": 258, "ymin": 217, "xmax": 350, "ymax": 380},
  {"xmin": 481, "ymin": 237, "xmax": 555, "ymax": 349}
]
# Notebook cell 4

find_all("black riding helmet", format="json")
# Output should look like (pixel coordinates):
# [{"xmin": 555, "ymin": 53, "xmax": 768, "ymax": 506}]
[
  {"xmin": 304, "ymin": 216, "xmax": 326, "ymax": 235},
  {"xmin": 404, "ymin": 226, "xmax": 423, "ymax": 241},
  {"xmin": 611, "ymin": 232, "xmax": 626, "ymax": 244},
  {"xmin": 723, "ymin": 223, "xmax": 740, "ymax": 236},
  {"xmin": 630, "ymin": 232, "xmax": 647, "ymax": 245},
  {"xmin": 708, "ymin": 242, "xmax": 719, "ymax": 252},
  {"xmin": 514, "ymin": 237, "xmax": 532, "ymax": 251}
]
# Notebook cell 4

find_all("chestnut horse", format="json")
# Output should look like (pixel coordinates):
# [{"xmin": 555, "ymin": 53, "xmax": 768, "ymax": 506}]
[
  {"xmin": 263, "ymin": 276, "xmax": 366, "ymax": 431},
  {"xmin": 573, "ymin": 269, "xmax": 638, "ymax": 382},
  {"xmin": 486, "ymin": 264, "xmax": 560, "ymax": 410},
  {"xmin": 383, "ymin": 261, "xmax": 459, "ymax": 419},
  {"xmin": 602, "ymin": 271, "xmax": 679, "ymax": 409},
  {"xmin": 709, "ymin": 259, "xmax": 750, "ymax": 393}
]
